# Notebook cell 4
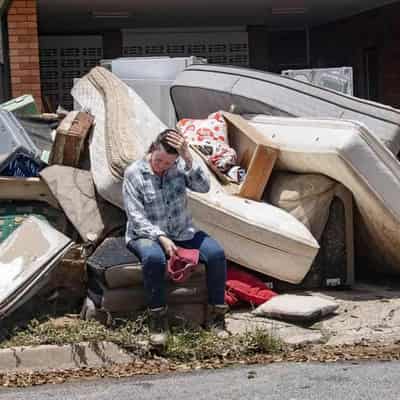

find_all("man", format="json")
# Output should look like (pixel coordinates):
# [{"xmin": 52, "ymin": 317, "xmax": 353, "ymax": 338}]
[{"xmin": 123, "ymin": 129, "xmax": 228, "ymax": 347}]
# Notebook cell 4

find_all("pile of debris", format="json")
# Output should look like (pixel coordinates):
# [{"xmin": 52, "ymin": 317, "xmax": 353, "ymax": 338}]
[
  {"xmin": 2, "ymin": 60, "xmax": 400, "ymax": 337},
  {"xmin": 0, "ymin": 103, "xmax": 126, "ymax": 322}
]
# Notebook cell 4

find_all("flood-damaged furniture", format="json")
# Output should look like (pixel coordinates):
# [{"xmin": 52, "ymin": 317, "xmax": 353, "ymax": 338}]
[
  {"xmin": 265, "ymin": 175, "xmax": 354, "ymax": 289},
  {"xmin": 246, "ymin": 115, "xmax": 400, "ymax": 276},
  {"xmin": 0, "ymin": 217, "xmax": 73, "ymax": 319},
  {"xmin": 0, "ymin": 176, "xmax": 59, "ymax": 208},
  {"xmin": 0, "ymin": 94, "xmax": 38, "ymax": 117},
  {"xmin": 72, "ymin": 67, "xmax": 320, "ymax": 285},
  {"xmin": 172, "ymin": 65, "xmax": 400, "ymax": 277},
  {"xmin": 171, "ymin": 64, "xmax": 400, "ymax": 155},
  {"xmin": 82, "ymin": 236, "xmax": 208, "ymax": 326},
  {"xmin": 0, "ymin": 109, "xmax": 43, "ymax": 176},
  {"xmin": 49, "ymin": 111, "xmax": 94, "ymax": 167}
]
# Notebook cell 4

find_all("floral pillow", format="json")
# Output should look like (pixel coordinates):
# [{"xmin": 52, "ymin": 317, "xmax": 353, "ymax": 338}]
[{"xmin": 177, "ymin": 111, "xmax": 237, "ymax": 173}]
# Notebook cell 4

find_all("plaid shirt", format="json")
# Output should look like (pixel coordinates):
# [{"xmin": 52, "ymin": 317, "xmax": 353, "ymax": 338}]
[{"xmin": 123, "ymin": 157, "xmax": 210, "ymax": 243}]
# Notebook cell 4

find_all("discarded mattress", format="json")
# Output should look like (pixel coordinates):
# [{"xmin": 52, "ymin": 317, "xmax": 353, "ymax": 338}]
[
  {"xmin": 245, "ymin": 115, "xmax": 400, "ymax": 274},
  {"xmin": 0, "ymin": 200, "xmax": 66, "ymax": 244},
  {"xmin": 72, "ymin": 67, "xmax": 165, "ymax": 208},
  {"xmin": 0, "ymin": 216, "xmax": 72, "ymax": 319},
  {"xmin": 263, "ymin": 172, "xmax": 355, "ymax": 289},
  {"xmin": 266, "ymin": 172, "xmax": 338, "ymax": 241},
  {"xmin": 0, "ymin": 109, "xmax": 43, "ymax": 177},
  {"xmin": 171, "ymin": 64, "xmax": 400, "ymax": 155},
  {"xmin": 72, "ymin": 67, "xmax": 319, "ymax": 284},
  {"xmin": 40, "ymin": 165, "xmax": 126, "ymax": 244},
  {"xmin": 0, "ymin": 109, "xmax": 40, "ymax": 159},
  {"xmin": 17, "ymin": 115, "xmax": 56, "ymax": 156}
]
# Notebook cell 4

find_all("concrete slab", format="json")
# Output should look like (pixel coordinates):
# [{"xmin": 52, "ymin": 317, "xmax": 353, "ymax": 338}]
[
  {"xmin": 227, "ymin": 283, "xmax": 400, "ymax": 347},
  {"xmin": 226, "ymin": 310, "xmax": 324, "ymax": 346},
  {"xmin": 315, "ymin": 283, "xmax": 400, "ymax": 346},
  {"xmin": 0, "ymin": 341, "xmax": 134, "ymax": 373}
]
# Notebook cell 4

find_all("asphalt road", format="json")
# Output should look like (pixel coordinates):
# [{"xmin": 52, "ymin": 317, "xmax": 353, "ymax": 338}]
[{"xmin": 1, "ymin": 361, "xmax": 399, "ymax": 400}]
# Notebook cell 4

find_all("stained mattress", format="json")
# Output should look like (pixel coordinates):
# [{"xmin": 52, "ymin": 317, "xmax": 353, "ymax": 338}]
[
  {"xmin": 0, "ymin": 216, "xmax": 72, "ymax": 319},
  {"xmin": 244, "ymin": 115, "xmax": 400, "ymax": 274},
  {"xmin": 170, "ymin": 64, "xmax": 400, "ymax": 155}
]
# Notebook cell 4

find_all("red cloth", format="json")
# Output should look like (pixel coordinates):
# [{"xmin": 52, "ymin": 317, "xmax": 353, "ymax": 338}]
[
  {"xmin": 167, "ymin": 247, "xmax": 200, "ymax": 283},
  {"xmin": 225, "ymin": 266, "xmax": 277, "ymax": 306}
]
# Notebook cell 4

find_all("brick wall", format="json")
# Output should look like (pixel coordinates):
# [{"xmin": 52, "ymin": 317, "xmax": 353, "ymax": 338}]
[{"xmin": 7, "ymin": 0, "xmax": 42, "ymax": 111}]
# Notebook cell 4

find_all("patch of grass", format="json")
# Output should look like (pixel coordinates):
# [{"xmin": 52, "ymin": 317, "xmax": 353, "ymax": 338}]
[
  {"xmin": 1, "ymin": 316, "xmax": 281, "ymax": 362},
  {"xmin": 1, "ymin": 316, "xmax": 149, "ymax": 355},
  {"xmin": 164, "ymin": 327, "xmax": 281, "ymax": 362},
  {"xmin": 238, "ymin": 327, "xmax": 282, "ymax": 355},
  {"xmin": 0, "ymin": 318, "xmax": 110, "ymax": 348}
]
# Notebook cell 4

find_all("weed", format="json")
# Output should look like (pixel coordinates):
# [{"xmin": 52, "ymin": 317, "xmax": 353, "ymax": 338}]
[{"xmin": 1, "ymin": 314, "xmax": 281, "ymax": 362}]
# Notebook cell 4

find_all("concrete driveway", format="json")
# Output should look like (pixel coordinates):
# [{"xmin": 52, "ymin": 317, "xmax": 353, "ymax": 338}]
[{"xmin": 227, "ymin": 283, "xmax": 400, "ymax": 346}]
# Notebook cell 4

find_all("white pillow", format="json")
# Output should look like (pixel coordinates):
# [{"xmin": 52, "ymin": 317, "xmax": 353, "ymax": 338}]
[{"xmin": 252, "ymin": 294, "xmax": 339, "ymax": 322}]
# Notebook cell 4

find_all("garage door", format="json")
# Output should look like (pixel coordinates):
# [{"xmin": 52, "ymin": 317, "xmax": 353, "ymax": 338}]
[
  {"xmin": 122, "ymin": 28, "xmax": 249, "ymax": 66},
  {"xmin": 39, "ymin": 36, "xmax": 103, "ymax": 110},
  {"xmin": 39, "ymin": 28, "xmax": 249, "ymax": 110}
]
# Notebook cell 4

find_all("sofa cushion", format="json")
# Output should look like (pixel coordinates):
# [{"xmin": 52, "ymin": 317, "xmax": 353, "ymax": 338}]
[
  {"xmin": 87, "ymin": 236, "xmax": 206, "ymax": 289},
  {"xmin": 252, "ymin": 294, "xmax": 339, "ymax": 322}
]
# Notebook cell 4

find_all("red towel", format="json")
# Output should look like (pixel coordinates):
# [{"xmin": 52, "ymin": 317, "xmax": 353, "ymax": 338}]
[
  {"xmin": 167, "ymin": 247, "xmax": 200, "ymax": 283},
  {"xmin": 225, "ymin": 266, "xmax": 277, "ymax": 306}
]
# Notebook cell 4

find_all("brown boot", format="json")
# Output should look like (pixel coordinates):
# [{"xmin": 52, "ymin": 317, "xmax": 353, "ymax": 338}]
[
  {"xmin": 205, "ymin": 304, "xmax": 230, "ymax": 338},
  {"xmin": 148, "ymin": 306, "xmax": 169, "ymax": 348}
]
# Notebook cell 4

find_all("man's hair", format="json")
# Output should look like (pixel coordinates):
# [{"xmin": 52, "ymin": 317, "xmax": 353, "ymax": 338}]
[{"xmin": 148, "ymin": 129, "xmax": 181, "ymax": 155}]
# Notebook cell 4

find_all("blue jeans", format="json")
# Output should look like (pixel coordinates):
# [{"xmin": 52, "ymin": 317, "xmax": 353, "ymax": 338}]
[{"xmin": 127, "ymin": 231, "xmax": 227, "ymax": 308}]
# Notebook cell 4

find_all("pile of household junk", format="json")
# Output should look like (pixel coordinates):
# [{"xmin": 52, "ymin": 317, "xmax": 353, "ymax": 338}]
[{"xmin": 1, "ymin": 58, "xmax": 400, "ymax": 330}]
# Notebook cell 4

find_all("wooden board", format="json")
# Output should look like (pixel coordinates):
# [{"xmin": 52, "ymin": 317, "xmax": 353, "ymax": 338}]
[
  {"xmin": 239, "ymin": 144, "xmax": 278, "ymax": 201},
  {"xmin": 222, "ymin": 112, "xmax": 278, "ymax": 149},
  {"xmin": 0, "ymin": 177, "xmax": 59, "ymax": 208},
  {"xmin": 223, "ymin": 112, "xmax": 280, "ymax": 201}
]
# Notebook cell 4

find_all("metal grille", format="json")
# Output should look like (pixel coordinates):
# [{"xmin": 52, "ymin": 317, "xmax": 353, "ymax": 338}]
[
  {"xmin": 229, "ymin": 54, "xmax": 249, "ymax": 66},
  {"xmin": 208, "ymin": 55, "xmax": 228, "ymax": 64},
  {"xmin": 145, "ymin": 45, "xmax": 165, "ymax": 55},
  {"xmin": 122, "ymin": 46, "xmax": 143, "ymax": 56},
  {"xmin": 39, "ymin": 36, "xmax": 103, "ymax": 111},
  {"xmin": 122, "ymin": 30, "xmax": 249, "ymax": 66},
  {"xmin": 166, "ymin": 44, "xmax": 185, "ymax": 55}
]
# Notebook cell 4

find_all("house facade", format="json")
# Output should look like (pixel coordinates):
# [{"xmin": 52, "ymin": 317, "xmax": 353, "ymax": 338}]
[{"xmin": 1, "ymin": 0, "xmax": 400, "ymax": 111}]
